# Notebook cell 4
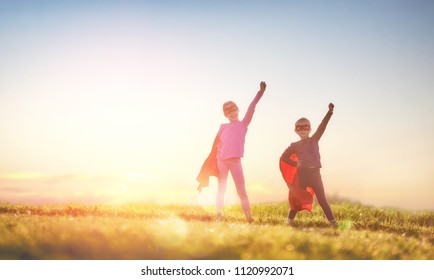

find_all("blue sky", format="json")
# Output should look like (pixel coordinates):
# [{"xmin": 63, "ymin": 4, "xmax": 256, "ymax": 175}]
[{"xmin": 1, "ymin": 0, "xmax": 434, "ymax": 210}]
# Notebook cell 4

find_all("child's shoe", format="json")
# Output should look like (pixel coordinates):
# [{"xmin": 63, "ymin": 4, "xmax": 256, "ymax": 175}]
[
  {"xmin": 329, "ymin": 220, "xmax": 337, "ymax": 227},
  {"xmin": 216, "ymin": 213, "xmax": 223, "ymax": 222}
]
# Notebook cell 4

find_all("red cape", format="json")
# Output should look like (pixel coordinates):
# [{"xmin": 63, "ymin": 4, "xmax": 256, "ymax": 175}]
[
  {"xmin": 196, "ymin": 134, "xmax": 219, "ymax": 192},
  {"xmin": 279, "ymin": 154, "xmax": 315, "ymax": 212}
]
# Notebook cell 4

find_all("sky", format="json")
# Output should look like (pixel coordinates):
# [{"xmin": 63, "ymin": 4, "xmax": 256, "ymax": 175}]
[{"xmin": 1, "ymin": 0, "xmax": 433, "ymax": 211}]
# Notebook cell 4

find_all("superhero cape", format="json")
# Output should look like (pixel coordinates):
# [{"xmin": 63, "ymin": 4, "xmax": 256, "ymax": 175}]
[
  {"xmin": 196, "ymin": 134, "xmax": 219, "ymax": 192},
  {"xmin": 279, "ymin": 154, "xmax": 315, "ymax": 212}
]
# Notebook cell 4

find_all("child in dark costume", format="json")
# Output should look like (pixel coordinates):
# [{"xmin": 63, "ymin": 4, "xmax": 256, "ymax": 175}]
[{"xmin": 280, "ymin": 103, "xmax": 336, "ymax": 225}]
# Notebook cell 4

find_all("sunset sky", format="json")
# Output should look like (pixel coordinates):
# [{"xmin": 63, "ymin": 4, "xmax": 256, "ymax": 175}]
[{"xmin": 1, "ymin": 0, "xmax": 433, "ymax": 211}]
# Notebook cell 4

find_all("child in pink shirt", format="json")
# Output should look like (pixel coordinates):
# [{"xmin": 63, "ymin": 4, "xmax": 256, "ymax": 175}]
[{"xmin": 216, "ymin": 81, "xmax": 266, "ymax": 223}]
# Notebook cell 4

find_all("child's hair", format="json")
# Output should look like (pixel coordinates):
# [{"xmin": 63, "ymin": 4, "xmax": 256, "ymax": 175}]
[
  {"xmin": 222, "ymin": 101, "xmax": 238, "ymax": 116},
  {"xmin": 295, "ymin": 117, "xmax": 310, "ymax": 126}
]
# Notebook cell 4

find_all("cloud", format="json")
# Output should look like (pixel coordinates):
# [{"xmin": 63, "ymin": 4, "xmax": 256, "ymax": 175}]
[
  {"xmin": 0, "ymin": 172, "xmax": 46, "ymax": 180},
  {"xmin": 0, "ymin": 171, "xmax": 161, "ymax": 205},
  {"xmin": 0, "ymin": 172, "xmax": 145, "ymax": 183}
]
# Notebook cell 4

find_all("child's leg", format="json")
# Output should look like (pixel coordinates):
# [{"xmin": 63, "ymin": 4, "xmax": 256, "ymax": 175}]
[
  {"xmin": 288, "ymin": 210, "xmax": 298, "ymax": 220},
  {"xmin": 216, "ymin": 159, "xmax": 230, "ymax": 216},
  {"xmin": 297, "ymin": 169, "xmax": 309, "ymax": 190},
  {"xmin": 310, "ymin": 170, "xmax": 335, "ymax": 222},
  {"xmin": 229, "ymin": 158, "xmax": 252, "ymax": 221}
]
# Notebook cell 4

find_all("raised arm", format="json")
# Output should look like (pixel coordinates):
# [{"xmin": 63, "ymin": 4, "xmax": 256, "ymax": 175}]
[
  {"xmin": 242, "ymin": 81, "xmax": 266, "ymax": 126},
  {"xmin": 312, "ymin": 103, "xmax": 334, "ymax": 141}
]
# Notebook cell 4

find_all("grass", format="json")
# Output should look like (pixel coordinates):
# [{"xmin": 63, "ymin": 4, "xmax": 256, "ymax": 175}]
[{"xmin": 0, "ymin": 202, "xmax": 432, "ymax": 260}]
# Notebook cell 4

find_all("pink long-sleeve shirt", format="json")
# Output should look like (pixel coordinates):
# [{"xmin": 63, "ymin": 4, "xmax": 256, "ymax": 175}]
[{"xmin": 216, "ymin": 92, "xmax": 263, "ymax": 160}]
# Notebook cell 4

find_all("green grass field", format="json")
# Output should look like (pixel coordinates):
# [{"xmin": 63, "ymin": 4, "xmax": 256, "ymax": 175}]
[{"xmin": 0, "ymin": 202, "xmax": 432, "ymax": 260}]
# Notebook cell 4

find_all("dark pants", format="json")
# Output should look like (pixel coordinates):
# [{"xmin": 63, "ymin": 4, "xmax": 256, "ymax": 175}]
[{"xmin": 288, "ymin": 168, "xmax": 335, "ymax": 221}]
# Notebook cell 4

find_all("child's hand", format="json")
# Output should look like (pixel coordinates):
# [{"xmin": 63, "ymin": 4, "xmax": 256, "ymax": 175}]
[
  {"xmin": 297, "ymin": 160, "xmax": 302, "ymax": 167},
  {"xmin": 259, "ymin": 81, "xmax": 266, "ymax": 93},
  {"xmin": 328, "ymin": 103, "xmax": 334, "ymax": 112}
]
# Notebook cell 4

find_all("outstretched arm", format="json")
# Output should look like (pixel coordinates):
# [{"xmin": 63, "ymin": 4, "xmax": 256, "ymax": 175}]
[
  {"xmin": 312, "ymin": 103, "xmax": 334, "ymax": 141},
  {"xmin": 242, "ymin": 81, "xmax": 267, "ymax": 125}
]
